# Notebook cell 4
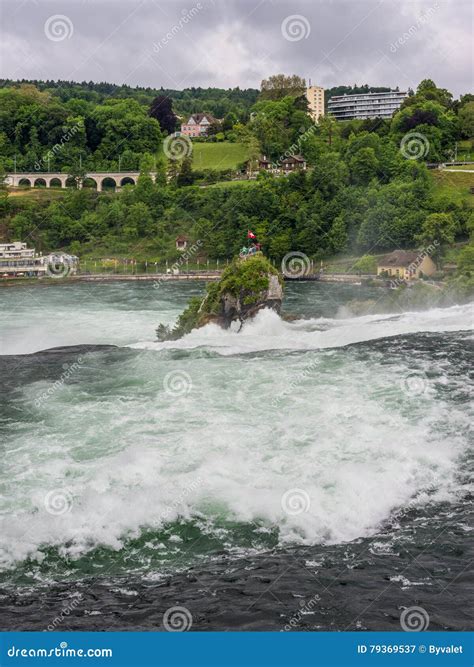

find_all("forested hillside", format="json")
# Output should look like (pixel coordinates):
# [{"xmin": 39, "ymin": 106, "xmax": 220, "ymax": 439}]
[{"xmin": 0, "ymin": 77, "xmax": 473, "ymax": 283}]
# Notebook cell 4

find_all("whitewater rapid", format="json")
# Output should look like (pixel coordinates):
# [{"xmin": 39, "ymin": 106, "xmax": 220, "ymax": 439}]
[
  {"xmin": 0, "ymin": 275, "xmax": 471, "ymax": 582},
  {"xmin": 0, "ymin": 296, "xmax": 472, "ymax": 575},
  {"xmin": 131, "ymin": 301, "xmax": 473, "ymax": 355}
]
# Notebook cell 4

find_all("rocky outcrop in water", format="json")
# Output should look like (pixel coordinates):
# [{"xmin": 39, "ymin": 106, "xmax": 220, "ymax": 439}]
[
  {"xmin": 201, "ymin": 271, "xmax": 282, "ymax": 329},
  {"xmin": 156, "ymin": 254, "xmax": 283, "ymax": 340}
]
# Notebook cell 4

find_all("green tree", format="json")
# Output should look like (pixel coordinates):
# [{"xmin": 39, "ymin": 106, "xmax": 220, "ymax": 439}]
[
  {"xmin": 125, "ymin": 202, "xmax": 153, "ymax": 237},
  {"xmin": 353, "ymin": 255, "xmax": 377, "ymax": 274},
  {"xmin": 177, "ymin": 156, "xmax": 194, "ymax": 186},
  {"xmin": 401, "ymin": 79, "xmax": 453, "ymax": 109},
  {"xmin": 416, "ymin": 212, "xmax": 457, "ymax": 263},
  {"xmin": 311, "ymin": 153, "xmax": 348, "ymax": 198},
  {"xmin": 456, "ymin": 242, "xmax": 474, "ymax": 276},
  {"xmin": 69, "ymin": 240, "xmax": 81, "ymax": 256},
  {"xmin": 223, "ymin": 112, "xmax": 237, "ymax": 132},
  {"xmin": 139, "ymin": 152, "xmax": 155, "ymax": 174},
  {"xmin": 149, "ymin": 95, "xmax": 177, "ymax": 134},
  {"xmin": 317, "ymin": 115, "xmax": 339, "ymax": 148},
  {"xmin": 68, "ymin": 163, "xmax": 86, "ymax": 188},
  {"xmin": 259, "ymin": 74, "xmax": 306, "ymax": 101},
  {"xmin": 349, "ymin": 147, "xmax": 379, "ymax": 185},
  {"xmin": 269, "ymin": 230, "xmax": 291, "ymax": 259},
  {"xmin": 458, "ymin": 102, "xmax": 474, "ymax": 139},
  {"xmin": 328, "ymin": 215, "xmax": 348, "ymax": 254}
]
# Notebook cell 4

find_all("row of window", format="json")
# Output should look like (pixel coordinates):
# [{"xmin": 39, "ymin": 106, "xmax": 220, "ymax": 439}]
[
  {"xmin": 0, "ymin": 260, "xmax": 39, "ymax": 267},
  {"xmin": 330, "ymin": 94, "xmax": 406, "ymax": 101},
  {"xmin": 329, "ymin": 103, "xmax": 403, "ymax": 110}
]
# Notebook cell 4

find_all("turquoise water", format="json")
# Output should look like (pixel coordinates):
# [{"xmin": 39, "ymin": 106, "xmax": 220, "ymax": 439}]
[{"xmin": 0, "ymin": 281, "xmax": 472, "ymax": 588}]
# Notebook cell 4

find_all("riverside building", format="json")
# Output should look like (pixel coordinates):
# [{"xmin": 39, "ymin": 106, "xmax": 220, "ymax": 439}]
[{"xmin": 0, "ymin": 242, "xmax": 78, "ymax": 278}]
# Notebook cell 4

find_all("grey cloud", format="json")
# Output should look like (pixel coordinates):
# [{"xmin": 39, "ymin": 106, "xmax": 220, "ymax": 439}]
[{"xmin": 0, "ymin": 0, "xmax": 471, "ymax": 96}]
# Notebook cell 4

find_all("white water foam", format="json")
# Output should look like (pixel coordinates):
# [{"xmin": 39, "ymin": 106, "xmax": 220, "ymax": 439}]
[
  {"xmin": 131, "ymin": 301, "xmax": 473, "ymax": 355},
  {"xmin": 0, "ymin": 302, "xmax": 471, "ymax": 569}
]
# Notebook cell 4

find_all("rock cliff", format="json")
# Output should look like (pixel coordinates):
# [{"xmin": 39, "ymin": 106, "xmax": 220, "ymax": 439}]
[{"xmin": 156, "ymin": 254, "xmax": 283, "ymax": 340}]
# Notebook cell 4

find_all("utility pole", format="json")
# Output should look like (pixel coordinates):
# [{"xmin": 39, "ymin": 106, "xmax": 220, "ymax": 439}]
[
  {"xmin": 14, "ymin": 154, "xmax": 17, "ymax": 174},
  {"xmin": 118, "ymin": 155, "xmax": 121, "ymax": 172}
]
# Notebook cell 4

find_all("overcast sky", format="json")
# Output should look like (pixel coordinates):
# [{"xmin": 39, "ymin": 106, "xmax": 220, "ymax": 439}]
[{"xmin": 0, "ymin": 0, "xmax": 472, "ymax": 97}]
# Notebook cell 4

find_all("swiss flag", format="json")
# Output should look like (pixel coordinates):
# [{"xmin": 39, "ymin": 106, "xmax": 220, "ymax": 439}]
[{"xmin": 247, "ymin": 230, "xmax": 256, "ymax": 239}]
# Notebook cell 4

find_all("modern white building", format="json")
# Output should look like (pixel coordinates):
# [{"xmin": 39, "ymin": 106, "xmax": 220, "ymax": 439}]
[
  {"xmin": 327, "ymin": 90, "xmax": 407, "ymax": 120},
  {"xmin": 0, "ymin": 242, "xmax": 35, "ymax": 260},
  {"xmin": 0, "ymin": 242, "xmax": 78, "ymax": 278}
]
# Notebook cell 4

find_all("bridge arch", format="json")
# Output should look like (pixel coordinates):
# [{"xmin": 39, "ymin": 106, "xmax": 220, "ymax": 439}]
[
  {"xmin": 83, "ymin": 177, "xmax": 98, "ymax": 190},
  {"xmin": 49, "ymin": 178, "xmax": 63, "ymax": 188},
  {"xmin": 120, "ymin": 176, "xmax": 136, "ymax": 187},
  {"xmin": 34, "ymin": 178, "xmax": 47, "ymax": 188},
  {"xmin": 100, "ymin": 177, "xmax": 117, "ymax": 192},
  {"xmin": 18, "ymin": 178, "xmax": 32, "ymax": 187}
]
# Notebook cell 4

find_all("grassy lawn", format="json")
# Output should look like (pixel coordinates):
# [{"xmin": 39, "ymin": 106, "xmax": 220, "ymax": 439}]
[
  {"xmin": 444, "ymin": 165, "xmax": 474, "ymax": 171},
  {"xmin": 205, "ymin": 179, "xmax": 257, "ymax": 189},
  {"xmin": 191, "ymin": 142, "xmax": 250, "ymax": 171},
  {"xmin": 7, "ymin": 187, "xmax": 69, "ymax": 201},
  {"xmin": 431, "ymin": 169, "xmax": 474, "ymax": 207},
  {"xmin": 456, "ymin": 139, "xmax": 474, "ymax": 161},
  {"xmin": 323, "ymin": 253, "xmax": 388, "ymax": 274}
]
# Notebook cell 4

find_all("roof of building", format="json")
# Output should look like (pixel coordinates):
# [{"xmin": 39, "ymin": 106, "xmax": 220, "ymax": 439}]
[
  {"xmin": 185, "ymin": 113, "xmax": 217, "ymax": 125},
  {"xmin": 328, "ymin": 90, "xmax": 407, "ymax": 101},
  {"xmin": 378, "ymin": 250, "xmax": 422, "ymax": 268},
  {"xmin": 281, "ymin": 154, "xmax": 306, "ymax": 163}
]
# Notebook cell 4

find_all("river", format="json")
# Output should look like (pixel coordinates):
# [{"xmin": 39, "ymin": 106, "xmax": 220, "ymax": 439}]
[{"xmin": 0, "ymin": 281, "xmax": 472, "ymax": 631}]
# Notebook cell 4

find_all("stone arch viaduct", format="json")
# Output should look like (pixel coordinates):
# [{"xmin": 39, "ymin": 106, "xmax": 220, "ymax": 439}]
[{"xmin": 5, "ymin": 172, "xmax": 156, "ymax": 192}]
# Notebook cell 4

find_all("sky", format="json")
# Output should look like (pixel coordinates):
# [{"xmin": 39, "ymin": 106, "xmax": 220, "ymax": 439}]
[{"xmin": 0, "ymin": 0, "xmax": 472, "ymax": 97}]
